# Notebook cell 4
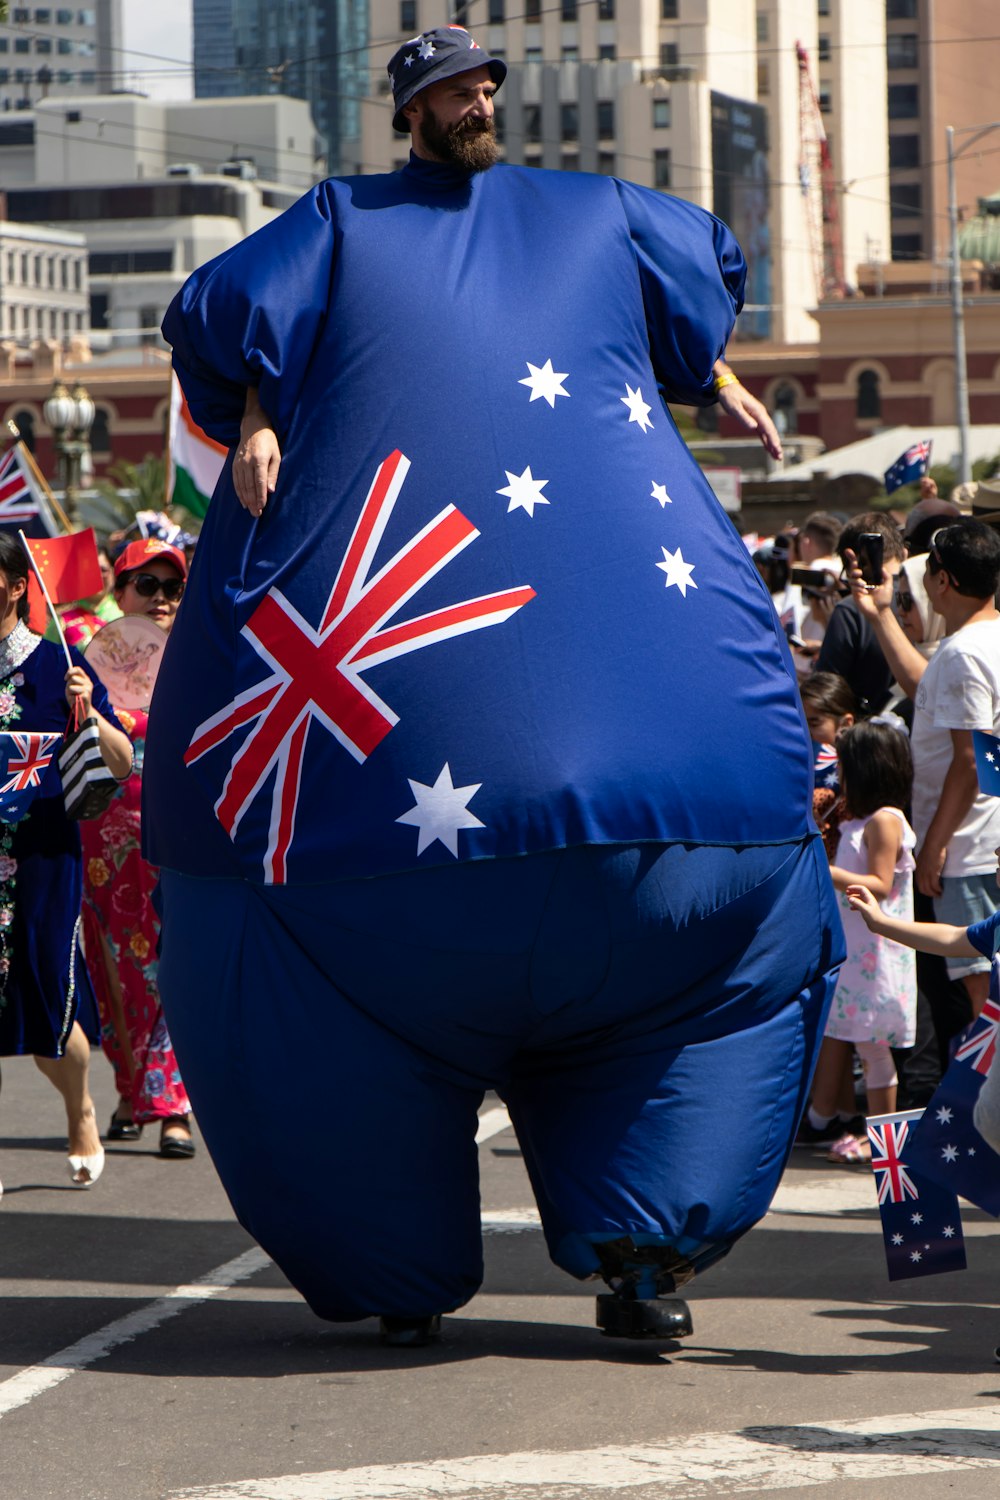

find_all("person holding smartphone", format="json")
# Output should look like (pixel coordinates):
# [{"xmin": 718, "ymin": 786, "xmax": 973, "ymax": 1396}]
[{"xmin": 816, "ymin": 514, "xmax": 906, "ymax": 715}]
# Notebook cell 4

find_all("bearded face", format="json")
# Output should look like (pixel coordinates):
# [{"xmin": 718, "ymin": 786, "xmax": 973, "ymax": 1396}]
[{"xmin": 417, "ymin": 101, "xmax": 500, "ymax": 173}]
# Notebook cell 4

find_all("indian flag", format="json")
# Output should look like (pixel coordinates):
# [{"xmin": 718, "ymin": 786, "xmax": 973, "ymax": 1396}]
[{"xmin": 168, "ymin": 373, "xmax": 228, "ymax": 518}]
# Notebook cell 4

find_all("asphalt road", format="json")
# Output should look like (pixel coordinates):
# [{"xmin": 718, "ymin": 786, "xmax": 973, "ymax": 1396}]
[{"xmin": 1, "ymin": 1052, "xmax": 999, "ymax": 1500}]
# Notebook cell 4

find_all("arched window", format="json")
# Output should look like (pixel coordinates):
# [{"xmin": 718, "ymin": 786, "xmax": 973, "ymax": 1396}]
[
  {"xmin": 773, "ymin": 382, "xmax": 798, "ymax": 435},
  {"xmin": 90, "ymin": 407, "xmax": 111, "ymax": 455},
  {"xmin": 12, "ymin": 409, "xmax": 35, "ymax": 452},
  {"xmin": 856, "ymin": 368, "xmax": 881, "ymax": 420}
]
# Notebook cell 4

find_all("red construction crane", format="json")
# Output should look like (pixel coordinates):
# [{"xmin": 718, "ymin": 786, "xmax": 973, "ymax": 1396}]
[{"xmin": 796, "ymin": 40, "xmax": 847, "ymax": 301}]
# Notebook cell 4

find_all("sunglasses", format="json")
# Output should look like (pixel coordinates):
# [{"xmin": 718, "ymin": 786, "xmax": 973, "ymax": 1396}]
[
  {"xmin": 128, "ymin": 572, "xmax": 185, "ymax": 601},
  {"xmin": 894, "ymin": 591, "xmax": 915, "ymax": 613}
]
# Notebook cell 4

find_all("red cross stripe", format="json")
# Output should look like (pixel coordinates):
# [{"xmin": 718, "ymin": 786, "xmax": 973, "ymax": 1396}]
[
  {"xmin": 954, "ymin": 997, "xmax": 1000, "ymax": 1076},
  {"xmin": 868, "ymin": 1118, "xmax": 919, "ymax": 1206},
  {"xmin": 0, "ymin": 448, "xmax": 36, "ymax": 522},
  {"xmin": 186, "ymin": 449, "xmax": 535, "ymax": 883},
  {"xmin": 0, "ymin": 732, "xmax": 60, "ymax": 792}
]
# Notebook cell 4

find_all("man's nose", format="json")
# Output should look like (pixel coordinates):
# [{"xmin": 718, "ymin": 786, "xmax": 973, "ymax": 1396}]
[{"xmin": 470, "ymin": 91, "xmax": 492, "ymax": 117}]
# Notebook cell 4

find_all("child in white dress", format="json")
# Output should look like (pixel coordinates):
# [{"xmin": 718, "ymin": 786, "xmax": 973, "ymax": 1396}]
[{"xmin": 802, "ymin": 720, "xmax": 917, "ymax": 1162}]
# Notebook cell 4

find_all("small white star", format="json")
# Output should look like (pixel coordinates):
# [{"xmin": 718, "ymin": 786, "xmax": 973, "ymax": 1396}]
[
  {"xmin": 968, "ymin": 1146, "xmax": 976, "ymax": 1156},
  {"xmin": 987, "ymin": 752, "xmax": 996, "ymax": 764},
  {"xmin": 621, "ymin": 384, "xmax": 653, "ymax": 432},
  {"xmin": 942, "ymin": 1225, "xmax": 956, "ymax": 1238},
  {"xmin": 496, "ymin": 466, "xmax": 550, "ymax": 518},
  {"xmin": 936, "ymin": 1106, "xmax": 953, "ymax": 1125},
  {"xmin": 403, "ymin": 53, "xmax": 415, "ymax": 66},
  {"xmin": 396, "ymin": 763, "xmax": 485, "ymax": 857},
  {"xmin": 891, "ymin": 1233, "xmax": 904, "ymax": 1245},
  {"xmin": 651, "ymin": 481, "xmax": 672, "ymax": 508},
  {"xmin": 519, "ymin": 359, "xmax": 569, "ymax": 408},
  {"xmin": 942, "ymin": 1144, "xmax": 959, "ymax": 1163},
  {"xmin": 910, "ymin": 1250, "xmax": 922, "ymax": 1262},
  {"xmin": 910, "ymin": 1212, "xmax": 923, "ymax": 1225},
  {"xmin": 656, "ymin": 546, "xmax": 697, "ymax": 597},
  {"xmin": 418, "ymin": 39, "xmax": 436, "ymax": 59}
]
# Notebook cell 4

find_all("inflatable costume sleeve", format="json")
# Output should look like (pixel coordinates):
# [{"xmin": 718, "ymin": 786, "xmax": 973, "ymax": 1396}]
[
  {"xmin": 612, "ymin": 178, "xmax": 745, "ymax": 407},
  {"xmin": 160, "ymin": 185, "xmax": 340, "ymax": 448}
]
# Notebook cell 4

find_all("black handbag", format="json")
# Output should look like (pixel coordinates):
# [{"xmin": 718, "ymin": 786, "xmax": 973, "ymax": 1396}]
[{"xmin": 59, "ymin": 703, "xmax": 119, "ymax": 821}]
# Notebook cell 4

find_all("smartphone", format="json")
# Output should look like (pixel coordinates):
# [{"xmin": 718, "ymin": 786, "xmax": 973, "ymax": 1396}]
[
  {"xmin": 791, "ymin": 566, "xmax": 835, "ymax": 588},
  {"xmin": 855, "ymin": 532, "xmax": 884, "ymax": 587}
]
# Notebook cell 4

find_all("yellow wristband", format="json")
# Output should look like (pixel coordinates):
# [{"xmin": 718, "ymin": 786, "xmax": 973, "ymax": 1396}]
[{"xmin": 713, "ymin": 372, "xmax": 739, "ymax": 393}]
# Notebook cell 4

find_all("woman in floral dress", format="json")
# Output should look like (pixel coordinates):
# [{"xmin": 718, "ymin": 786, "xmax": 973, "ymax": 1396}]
[
  {"xmin": 0, "ymin": 533, "xmax": 132, "ymax": 1196},
  {"xmin": 81, "ymin": 539, "xmax": 195, "ymax": 1158}
]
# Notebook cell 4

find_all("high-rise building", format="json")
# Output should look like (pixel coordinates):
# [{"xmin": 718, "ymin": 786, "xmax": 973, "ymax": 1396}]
[
  {"xmin": 884, "ymin": 0, "xmax": 998, "ymax": 263},
  {"xmin": 362, "ymin": 2, "xmax": 890, "ymax": 347},
  {"xmin": 193, "ymin": 0, "xmax": 368, "ymax": 173},
  {"xmin": 0, "ymin": 1, "xmax": 122, "ymax": 115}
]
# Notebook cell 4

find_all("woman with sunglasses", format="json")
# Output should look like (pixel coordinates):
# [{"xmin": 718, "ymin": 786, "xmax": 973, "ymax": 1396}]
[{"xmin": 81, "ymin": 540, "xmax": 196, "ymax": 1159}]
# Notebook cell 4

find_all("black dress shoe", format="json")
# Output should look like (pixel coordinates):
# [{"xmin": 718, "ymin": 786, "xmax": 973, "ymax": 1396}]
[
  {"xmin": 596, "ymin": 1294, "xmax": 693, "ymax": 1340},
  {"xmin": 379, "ymin": 1314, "xmax": 442, "ymax": 1347},
  {"xmin": 107, "ymin": 1111, "xmax": 143, "ymax": 1142},
  {"xmin": 159, "ymin": 1119, "xmax": 196, "ymax": 1159}
]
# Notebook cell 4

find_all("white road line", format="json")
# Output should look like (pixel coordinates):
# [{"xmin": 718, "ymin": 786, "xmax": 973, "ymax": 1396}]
[
  {"xmin": 481, "ymin": 1207, "xmax": 542, "ymax": 1234},
  {"xmin": 0, "ymin": 1247, "xmax": 269, "ymax": 1421},
  {"xmin": 167, "ymin": 1404, "xmax": 1000, "ymax": 1499},
  {"xmin": 475, "ymin": 1105, "xmax": 512, "ymax": 1144}
]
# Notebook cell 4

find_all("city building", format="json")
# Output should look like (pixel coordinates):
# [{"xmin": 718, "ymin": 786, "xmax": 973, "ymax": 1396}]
[
  {"xmin": 0, "ymin": 219, "xmax": 88, "ymax": 352},
  {"xmin": 0, "ymin": 0, "xmax": 122, "ymax": 115},
  {"xmin": 192, "ymin": 0, "xmax": 368, "ymax": 173}
]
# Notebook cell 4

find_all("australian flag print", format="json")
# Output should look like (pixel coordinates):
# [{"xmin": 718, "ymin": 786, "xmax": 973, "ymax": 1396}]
[
  {"xmin": 906, "ymin": 998, "xmax": 1000, "ymax": 1216},
  {"xmin": 883, "ymin": 440, "xmax": 932, "ymax": 495},
  {"xmin": 0, "ymin": 731, "xmax": 60, "ymax": 823},
  {"xmin": 972, "ymin": 729, "xmax": 1000, "ymax": 797},
  {"xmin": 866, "ymin": 1110, "xmax": 967, "ymax": 1281}
]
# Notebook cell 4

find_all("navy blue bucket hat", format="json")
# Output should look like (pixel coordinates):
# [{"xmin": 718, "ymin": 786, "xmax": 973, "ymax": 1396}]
[{"xmin": 388, "ymin": 25, "xmax": 507, "ymax": 134}]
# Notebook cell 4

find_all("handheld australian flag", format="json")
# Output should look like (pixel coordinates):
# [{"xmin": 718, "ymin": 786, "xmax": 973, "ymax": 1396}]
[
  {"xmin": 0, "ymin": 731, "xmax": 61, "ymax": 824},
  {"xmin": 866, "ymin": 1110, "xmax": 967, "ymax": 1280},
  {"xmin": 972, "ymin": 730, "xmax": 1000, "ymax": 797},
  {"xmin": 884, "ymin": 439, "xmax": 932, "ymax": 495},
  {"xmin": 906, "ymin": 999, "xmax": 1000, "ymax": 1216}
]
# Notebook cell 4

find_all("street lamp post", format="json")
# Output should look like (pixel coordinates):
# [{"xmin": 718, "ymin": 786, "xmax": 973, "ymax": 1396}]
[
  {"xmin": 946, "ymin": 120, "xmax": 1000, "ymax": 486},
  {"xmin": 43, "ymin": 378, "xmax": 95, "ymax": 527}
]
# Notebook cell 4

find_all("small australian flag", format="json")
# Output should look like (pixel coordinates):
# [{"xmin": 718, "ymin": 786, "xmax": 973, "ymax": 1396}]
[
  {"xmin": 972, "ymin": 730, "xmax": 1000, "ymax": 797},
  {"xmin": 906, "ymin": 1000, "xmax": 1000, "ymax": 1216},
  {"xmin": 866, "ymin": 1110, "xmax": 967, "ymax": 1281},
  {"xmin": 884, "ymin": 439, "xmax": 932, "ymax": 495}
]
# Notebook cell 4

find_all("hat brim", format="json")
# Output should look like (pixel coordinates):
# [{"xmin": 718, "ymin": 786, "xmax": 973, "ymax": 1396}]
[{"xmin": 392, "ymin": 56, "xmax": 506, "ymax": 134}]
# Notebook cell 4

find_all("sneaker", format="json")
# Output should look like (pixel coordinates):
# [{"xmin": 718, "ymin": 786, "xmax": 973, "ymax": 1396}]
[{"xmin": 793, "ymin": 1116, "xmax": 845, "ymax": 1147}]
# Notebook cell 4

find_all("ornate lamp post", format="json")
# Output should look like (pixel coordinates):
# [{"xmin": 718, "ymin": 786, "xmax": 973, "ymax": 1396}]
[{"xmin": 43, "ymin": 378, "xmax": 95, "ymax": 526}]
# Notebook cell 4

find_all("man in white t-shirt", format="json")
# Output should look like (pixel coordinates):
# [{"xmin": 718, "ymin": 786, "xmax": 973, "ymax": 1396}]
[{"xmin": 850, "ymin": 519, "xmax": 1000, "ymax": 1018}]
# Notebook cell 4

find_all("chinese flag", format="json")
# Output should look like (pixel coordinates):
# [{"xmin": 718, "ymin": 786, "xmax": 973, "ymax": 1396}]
[{"xmin": 23, "ymin": 530, "xmax": 103, "ymax": 633}]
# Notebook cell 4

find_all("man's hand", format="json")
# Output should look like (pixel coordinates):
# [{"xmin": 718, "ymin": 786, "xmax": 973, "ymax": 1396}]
[
  {"xmin": 842, "ymin": 545, "xmax": 895, "ymax": 624},
  {"xmin": 715, "ymin": 379, "xmax": 783, "ymax": 461},
  {"xmin": 915, "ymin": 839, "xmax": 947, "ymax": 899},
  {"xmin": 233, "ymin": 390, "xmax": 281, "ymax": 518}
]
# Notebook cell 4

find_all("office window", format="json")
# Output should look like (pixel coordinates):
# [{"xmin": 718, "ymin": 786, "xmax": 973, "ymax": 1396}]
[
  {"xmin": 817, "ymin": 35, "xmax": 830, "ymax": 61},
  {"xmin": 887, "ymin": 34, "xmax": 918, "ymax": 68},
  {"xmin": 891, "ymin": 233, "xmax": 922, "ymax": 258},
  {"xmin": 492, "ymin": 106, "xmax": 504, "ymax": 143},
  {"xmin": 818, "ymin": 89, "xmax": 831, "ymax": 113},
  {"xmin": 0, "ymin": 40, "xmax": 7, "ymax": 52},
  {"xmin": 561, "ymin": 1, "xmax": 578, "ymax": 17},
  {"xmin": 561, "ymin": 46, "xmax": 579, "ymax": 63},
  {"xmin": 892, "ymin": 182, "xmax": 921, "ymax": 218},
  {"xmin": 524, "ymin": 104, "xmax": 541, "ymax": 144},
  {"xmin": 856, "ymin": 369, "xmax": 880, "ymax": 420},
  {"xmin": 598, "ymin": 150, "xmax": 616, "ymax": 174},
  {"xmin": 662, "ymin": 0, "xmax": 678, "ymax": 17},
  {"xmin": 654, "ymin": 149, "xmax": 671, "ymax": 188},
  {"xmin": 525, "ymin": 47, "xmax": 542, "ymax": 62},
  {"xmin": 34, "ymin": 8, "xmax": 52, "ymax": 19},
  {"xmin": 560, "ymin": 152, "xmax": 579, "ymax": 171},
  {"xmin": 757, "ymin": 60, "xmax": 770, "ymax": 96},
  {"xmin": 77, "ymin": 8, "xmax": 96, "ymax": 22},
  {"xmin": 886, "ymin": 0, "xmax": 917, "ymax": 17},
  {"xmin": 652, "ymin": 98, "xmax": 671, "ymax": 128},
  {"xmin": 598, "ymin": 44, "xmax": 616, "ymax": 60},
  {"xmin": 58, "ymin": 38, "xmax": 73, "ymax": 53},
  {"xmin": 561, "ymin": 103, "xmax": 578, "ymax": 141},
  {"xmin": 660, "ymin": 43, "xmax": 679, "ymax": 67},
  {"xmin": 598, "ymin": 0, "xmax": 615, "ymax": 18},
  {"xmin": 14, "ymin": 39, "xmax": 30, "ymax": 54},
  {"xmin": 35, "ymin": 38, "xmax": 52, "ymax": 54},
  {"xmin": 756, "ymin": 13, "xmax": 767, "ymax": 42},
  {"xmin": 400, "ymin": 0, "xmax": 417, "ymax": 30},
  {"xmin": 888, "ymin": 83, "xmax": 918, "ymax": 118},
  {"xmin": 526, "ymin": 0, "xmax": 541, "ymax": 16},
  {"xmin": 888, "ymin": 133, "xmax": 919, "ymax": 169},
  {"xmin": 13, "ymin": 7, "xmax": 30, "ymax": 19},
  {"xmin": 57, "ymin": 6, "xmax": 73, "ymax": 18},
  {"xmin": 488, "ymin": 0, "xmax": 504, "ymax": 19},
  {"xmin": 818, "ymin": 0, "xmax": 830, "ymax": 14}
]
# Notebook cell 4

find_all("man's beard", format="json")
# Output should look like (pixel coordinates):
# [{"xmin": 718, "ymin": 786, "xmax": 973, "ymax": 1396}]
[{"xmin": 420, "ymin": 107, "xmax": 499, "ymax": 172}]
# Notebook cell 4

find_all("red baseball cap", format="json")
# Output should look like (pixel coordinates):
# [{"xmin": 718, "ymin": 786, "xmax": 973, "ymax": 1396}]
[{"xmin": 113, "ymin": 537, "xmax": 188, "ymax": 582}]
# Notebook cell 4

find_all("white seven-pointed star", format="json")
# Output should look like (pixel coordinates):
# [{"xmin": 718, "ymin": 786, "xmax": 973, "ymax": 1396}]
[
  {"xmin": 621, "ymin": 384, "xmax": 653, "ymax": 432},
  {"xmin": 891, "ymin": 1233, "xmax": 904, "ymax": 1245},
  {"xmin": 519, "ymin": 359, "xmax": 570, "ymax": 407},
  {"xmin": 987, "ymin": 751, "xmax": 996, "ymax": 763},
  {"xmin": 910, "ymin": 1212, "xmax": 923, "ymax": 1225},
  {"xmin": 497, "ymin": 466, "xmax": 550, "ymax": 517},
  {"xmin": 942, "ymin": 1144, "xmax": 959, "ymax": 1162},
  {"xmin": 936, "ymin": 1106, "xmax": 953, "ymax": 1125},
  {"xmin": 651, "ymin": 481, "xmax": 672, "ymax": 507},
  {"xmin": 396, "ymin": 764, "xmax": 485, "ymax": 857},
  {"xmin": 942, "ymin": 1224, "xmax": 956, "ymax": 1237},
  {"xmin": 910, "ymin": 1250, "xmax": 922, "ymax": 1262},
  {"xmin": 656, "ymin": 546, "xmax": 697, "ymax": 597},
  {"xmin": 418, "ymin": 38, "xmax": 436, "ymax": 58}
]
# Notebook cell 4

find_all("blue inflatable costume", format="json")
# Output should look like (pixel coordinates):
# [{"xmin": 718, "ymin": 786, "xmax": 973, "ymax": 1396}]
[{"xmin": 148, "ymin": 27, "xmax": 843, "ymax": 1343}]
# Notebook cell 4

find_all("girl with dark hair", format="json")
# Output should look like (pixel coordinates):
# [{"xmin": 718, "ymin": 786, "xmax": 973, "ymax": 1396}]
[
  {"xmin": 804, "ymin": 720, "xmax": 918, "ymax": 1163},
  {"xmin": 0, "ymin": 533, "xmax": 132, "ymax": 1198}
]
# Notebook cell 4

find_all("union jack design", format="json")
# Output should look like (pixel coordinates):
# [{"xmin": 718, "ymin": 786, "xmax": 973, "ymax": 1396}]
[
  {"xmin": 869, "ymin": 1116, "xmax": 919, "ymax": 1205},
  {"xmin": 954, "ymin": 997, "xmax": 1000, "ymax": 1076},
  {"xmin": 0, "ymin": 447, "xmax": 38, "ymax": 524},
  {"xmin": 186, "ymin": 450, "xmax": 535, "ymax": 883},
  {"xmin": 0, "ymin": 732, "xmax": 60, "ymax": 792}
]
